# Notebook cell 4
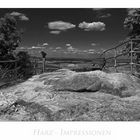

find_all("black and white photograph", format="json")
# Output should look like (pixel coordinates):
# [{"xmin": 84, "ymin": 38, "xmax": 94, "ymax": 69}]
[
  {"xmin": 1, "ymin": 0, "xmax": 140, "ymax": 139},
  {"xmin": 1, "ymin": 7, "xmax": 140, "ymax": 121}
]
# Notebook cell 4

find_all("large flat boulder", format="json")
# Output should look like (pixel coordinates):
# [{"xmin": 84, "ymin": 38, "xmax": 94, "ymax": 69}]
[
  {"xmin": 44, "ymin": 69, "xmax": 140, "ymax": 97},
  {"xmin": 1, "ymin": 69, "xmax": 140, "ymax": 121}
]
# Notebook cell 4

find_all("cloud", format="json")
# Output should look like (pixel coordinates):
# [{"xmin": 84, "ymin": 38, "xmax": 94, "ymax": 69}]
[
  {"xmin": 67, "ymin": 46, "xmax": 75, "ymax": 52},
  {"xmin": 66, "ymin": 43, "xmax": 71, "ymax": 47},
  {"xmin": 66, "ymin": 46, "xmax": 89, "ymax": 54},
  {"xmin": 31, "ymin": 46, "xmax": 43, "ymax": 49},
  {"xmin": 52, "ymin": 49, "xmax": 57, "ymax": 52},
  {"xmin": 48, "ymin": 21, "xmax": 76, "ymax": 31},
  {"xmin": 99, "ymin": 13, "xmax": 111, "ymax": 18},
  {"xmin": 88, "ymin": 49, "xmax": 95, "ymax": 51},
  {"xmin": 88, "ymin": 49, "xmax": 95, "ymax": 54},
  {"xmin": 66, "ymin": 47, "xmax": 97, "ymax": 54},
  {"xmin": 56, "ymin": 47, "xmax": 62, "ymax": 50},
  {"xmin": 66, "ymin": 44, "xmax": 79, "ymax": 53},
  {"xmin": 65, "ymin": 45, "xmax": 96, "ymax": 54},
  {"xmin": 91, "ymin": 43, "xmax": 97, "ymax": 46},
  {"xmin": 92, "ymin": 8, "xmax": 111, "ymax": 19},
  {"xmin": 67, "ymin": 46, "xmax": 81, "ymax": 54},
  {"xmin": 49, "ymin": 30, "xmax": 61, "ymax": 34},
  {"xmin": 92, "ymin": 8, "xmax": 106, "ymax": 11},
  {"xmin": 49, "ymin": 47, "xmax": 53, "ymax": 50},
  {"xmin": 42, "ymin": 43, "xmax": 48, "ymax": 46},
  {"xmin": 78, "ymin": 21, "xmax": 106, "ymax": 31},
  {"xmin": 10, "ymin": 11, "xmax": 29, "ymax": 21}
]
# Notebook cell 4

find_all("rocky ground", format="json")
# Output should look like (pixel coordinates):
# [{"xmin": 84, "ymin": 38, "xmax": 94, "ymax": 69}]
[{"xmin": 1, "ymin": 69, "xmax": 140, "ymax": 121}]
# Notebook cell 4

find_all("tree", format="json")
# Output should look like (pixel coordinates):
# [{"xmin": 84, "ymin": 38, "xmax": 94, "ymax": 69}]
[
  {"xmin": 0, "ymin": 13, "xmax": 21, "ymax": 60},
  {"xmin": 124, "ymin": 8, "xmax": 140, "ymax": 39},
  {"xmin": 124, "ymin": 9, "xmax": 140, "ymax": 72}
]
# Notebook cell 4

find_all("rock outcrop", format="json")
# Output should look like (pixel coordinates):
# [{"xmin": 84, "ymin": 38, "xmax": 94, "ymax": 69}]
[
  {"xmin": 44, "ymin": 69, "xmax": 140, "ymax": 97},
  {"xmin": 1, "ymin": 69, "xmax": 140, "ymax": 121}
]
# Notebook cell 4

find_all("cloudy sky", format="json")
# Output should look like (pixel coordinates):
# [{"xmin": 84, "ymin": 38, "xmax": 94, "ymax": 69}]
[{"xmin": 0, "ymin": 8, "xmax": 130, "ymax": 58}]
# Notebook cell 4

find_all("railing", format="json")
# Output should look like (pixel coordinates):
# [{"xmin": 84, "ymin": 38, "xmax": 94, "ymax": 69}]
[
  {"xmin": 0, "ymin": 59, "xmax": 21, "ymax": 86},
  {"xmin": 30, "ymin": 56, "xmax": 61, "ymax": 74},
  {"xmin": 100, "ymin": 38, "xmax": 140, "ymax": 75},
  {"xmin": 0, "ymin": 56, "xmax": 61, "ymax": 85}
]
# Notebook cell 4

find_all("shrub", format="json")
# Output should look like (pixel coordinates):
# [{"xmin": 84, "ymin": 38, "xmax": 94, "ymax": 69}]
[{"xmin": 16, "ymin": 51, "xmax": 34, "ymax": 79}]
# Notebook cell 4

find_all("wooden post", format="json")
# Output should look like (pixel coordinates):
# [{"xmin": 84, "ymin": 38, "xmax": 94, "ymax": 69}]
[
  {"xmin": 40, "ymin": 51, "xmax": 47, "ymax": 73},
  {"xmin": 34, "ymin": 60, "xmax": 36, "ymax": 75},
  {"xmin": 114, "ymin": 48, "xmax": 117, "ymax": 72},
  {"xmin": 130, "ymin": 40, "xmax": 133, "ymax": 74},
  {"xmin": 42, "ymin": 58, "xmax": 45, "ymax": 73},
  {"xmin": 102, "ymin": 53, "xmax": 106, "ymax": 70}
]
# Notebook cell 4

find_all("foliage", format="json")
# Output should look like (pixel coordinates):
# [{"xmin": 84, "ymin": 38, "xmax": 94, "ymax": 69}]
[
  {"xmin": 124, "ymin": 9, "xmax": 140, "ymax": 72},
  {"xmin": 0, "ymin": 13, "xmax": 21, "ymax": 59},
  {"xmin": 124, "ymin": 8, "xmax": 140, "ymax": 52},
  {"xmin": 124, "ymin": 8, "xmax": 140, "ymax": 38},
  {"xmin": 0, "ymin": 13, "xmax": 32, "ymax": 80},
  {"xmin": 16, "ymin": 51, "xmax": 34, "ymax": 79}
]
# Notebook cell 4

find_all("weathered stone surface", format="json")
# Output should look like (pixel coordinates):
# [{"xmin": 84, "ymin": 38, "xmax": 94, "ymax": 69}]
[
  {"xmin": 1, "ymin": 69, "xmax": 140, "ymax": 121},
  {"xmin": 44, "ymin": 69, "xmax": 140, "ymax": 97}
]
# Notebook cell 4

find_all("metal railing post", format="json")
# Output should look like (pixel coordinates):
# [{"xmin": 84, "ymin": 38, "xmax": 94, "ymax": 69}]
[{"xmin": 114, "ymin": 48, "xmax": 117, "ymax": 72}]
